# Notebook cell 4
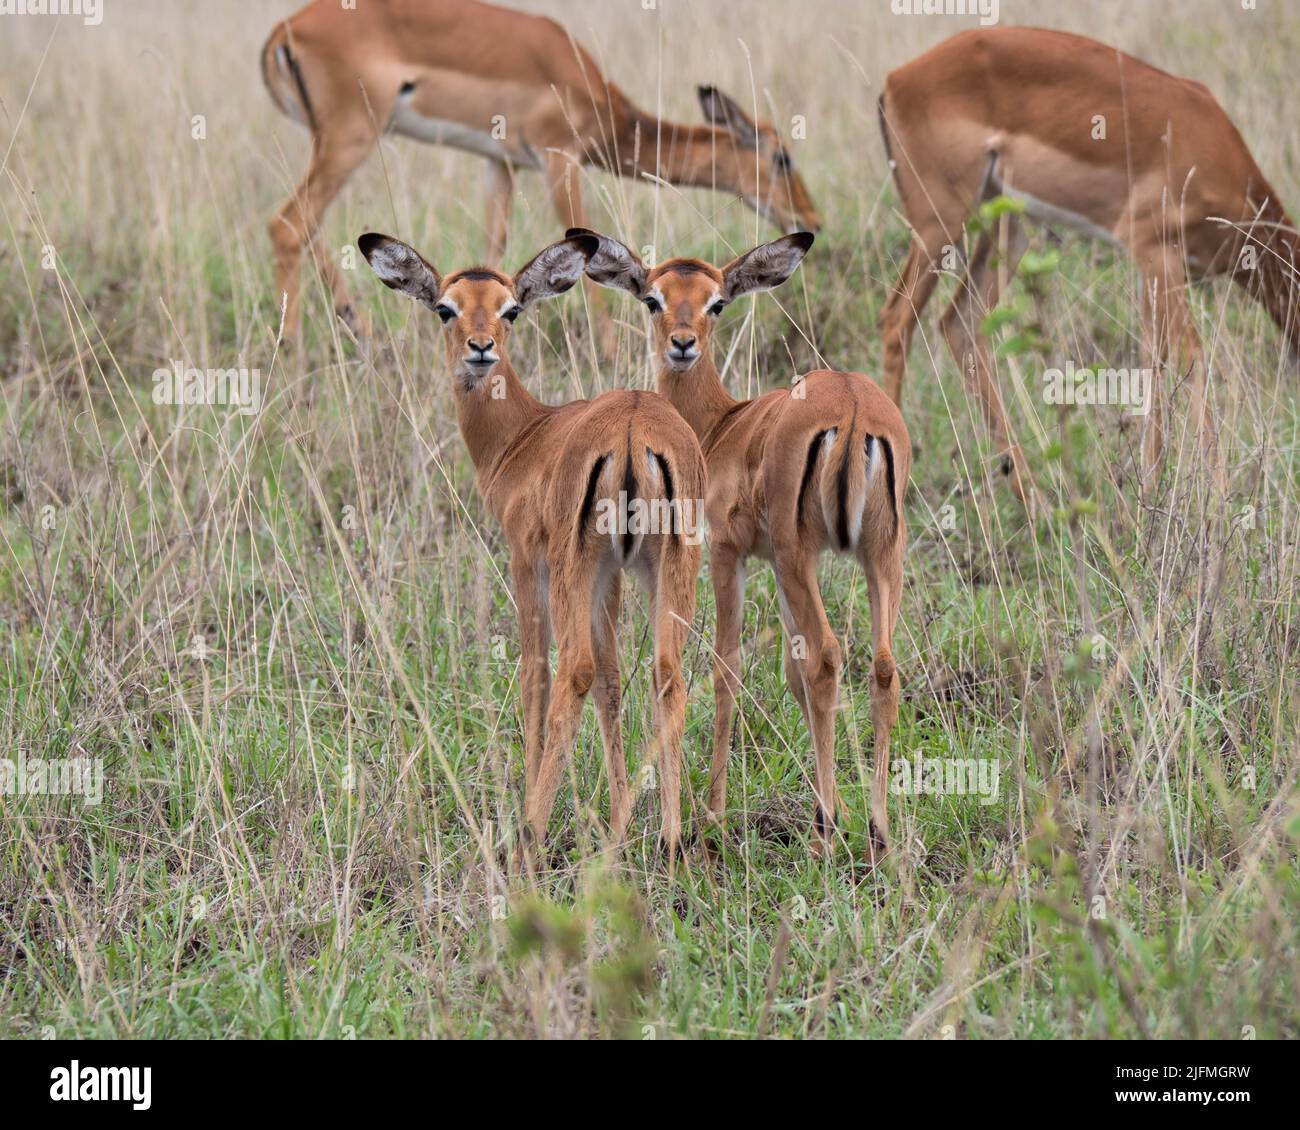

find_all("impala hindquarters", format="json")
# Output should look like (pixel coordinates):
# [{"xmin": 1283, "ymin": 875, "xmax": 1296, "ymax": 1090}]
[
  {"xmin": 575, "ymin": 228, "xmax": 910, "ymax": 859},
  {"xmin": 358, "ymin": 230, "xmax": 703, "ymax": 862}
]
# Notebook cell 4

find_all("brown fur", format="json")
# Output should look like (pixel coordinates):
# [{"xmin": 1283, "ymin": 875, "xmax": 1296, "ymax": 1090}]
[
  {"xmin": 577, "ymin": 229, "xmax": 910, "ymax": 860},
  {"xmin": 878, "ymin": 27, "xmax": 1299, "ymax": 500},
  {"xmin": 359, "ymin": 232, "xmax": 705, "ymax": 862},
  {"xmin": 262, "ymin": 0, "xmax": 820, "ymax": 343}
]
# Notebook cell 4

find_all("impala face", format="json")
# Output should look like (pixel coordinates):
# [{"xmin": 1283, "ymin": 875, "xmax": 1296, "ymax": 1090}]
[
  {"xmin": 699, "ymin": 86, "xmax": 822, "ymax": 235},
  {"xmin": 571, "ymin": 227, "xmax": 815, "ymax": 374},
  {"xmin": 358, "ymin": 232, "xmax": 596, "ymax": 387}
]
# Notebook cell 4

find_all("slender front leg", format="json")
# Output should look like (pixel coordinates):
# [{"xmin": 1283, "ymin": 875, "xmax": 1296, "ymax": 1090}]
[
  {"xmin": 879, "ymin": 240, "xmax": 941, "ymax": 407},
  {"xmin": 545, "ymin": 148, "xmax": 617, "ymax": 359},
  {"xmin": 484, "ymin": 159, "xmax": 515, "ymax": 266},
  {"xmin": 707, "ymin": 545, "xmax": 745, "ymax": 822}
]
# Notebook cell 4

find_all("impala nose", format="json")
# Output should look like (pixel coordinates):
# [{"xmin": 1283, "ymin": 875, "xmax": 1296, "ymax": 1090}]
[
  {"xmin": 466, "ymin": 337, "xmax": 495, "ymax": 363},
  {"xmin": 670, "ymin": 334, "xmax": 697, "ymax": 357}
]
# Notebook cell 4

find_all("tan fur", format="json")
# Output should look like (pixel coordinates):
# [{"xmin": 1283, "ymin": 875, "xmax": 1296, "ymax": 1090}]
[
  {"xmin": 359, "ymin": 233, "xmax": 705, "ymax": 863},
  {"xmin": 262, "ymin": 0, "xmax": 820, "ymax": 342},
  {"xmin": 878, "ymin": 27, "xmax": 1300, "ymax": 500},
  {"xmin": 578, "ymin": 231, "xmax": 910, "ymax": 860}
]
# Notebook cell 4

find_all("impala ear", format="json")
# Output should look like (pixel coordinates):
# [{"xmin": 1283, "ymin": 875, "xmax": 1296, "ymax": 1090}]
[
  {"xmin": 567, "ymin": 227, "xmax": 648, "ymax": 298},
  {"xmin": 722, "ymin": 232, "xmax": 815, "ymax": 301},
  {"xmin": 698, "ymin": 85, "xmax": 759, "ymax": 147},
  {"xmin": 512, "ymin": 234, "xmax": 596, "ymax": 308},
  {"xmin": 358, "ymin": 233, "xmax": 441, "ymax": 311}
]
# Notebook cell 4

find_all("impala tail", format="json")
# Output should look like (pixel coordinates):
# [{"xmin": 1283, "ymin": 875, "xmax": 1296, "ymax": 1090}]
[
  {"xmin": 805, "ymin": 419, "xmax": 900, "ymax": 553},
  {"xmin": 260, "ymin": 22, "xmax": 317, "ymax": 131}
]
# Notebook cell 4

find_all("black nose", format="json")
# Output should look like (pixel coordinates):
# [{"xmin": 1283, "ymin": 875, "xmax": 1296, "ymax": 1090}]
[
  {"xmin": 468, "ymin": 337, "xmax": 493, "ymax": 356},
  {"xmin": 670, "ymin": 335, "xmax": 697, "ymax": 353}
]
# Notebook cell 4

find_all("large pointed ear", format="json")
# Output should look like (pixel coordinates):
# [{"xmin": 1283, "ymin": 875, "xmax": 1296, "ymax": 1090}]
[
  {"xmin": 722, "ymin": 232, "xmax": 815, "ymax": 301},
  {"xmin": 512, "ymin": 234, "xmax": 597, "ymax": 309},
  {"xmin": 566, "ymin": 227, "xmax": 648, "ymax": 298},
  {"xmin": 358, "ymin": 233, "xmax": 442, "ymax": 311},
  {"xmin": 698, "ymin": 85, "xmax": 759, "ymax": 147}
]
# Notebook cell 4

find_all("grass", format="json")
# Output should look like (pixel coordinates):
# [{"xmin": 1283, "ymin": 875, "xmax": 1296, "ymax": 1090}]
[{"xmin": 0, "ymin": 0, "xmax": 1297, "ymax": 1039}]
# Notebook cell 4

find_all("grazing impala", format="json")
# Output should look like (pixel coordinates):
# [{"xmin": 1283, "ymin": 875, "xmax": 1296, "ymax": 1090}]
[
  {"xmin": 574, "ymin": 227, "xmax": 909, "ymax": 859},
  {"xmin": 358, "ymin": 230, "xmax": 704, "ymax": 860},
  {"xmin": 264, "ymin": 0, "xmax": 821, "ymax": 340},
  {"xmin": 878, "ymin": 27, "xmax": 1300, "ymax": 500}
]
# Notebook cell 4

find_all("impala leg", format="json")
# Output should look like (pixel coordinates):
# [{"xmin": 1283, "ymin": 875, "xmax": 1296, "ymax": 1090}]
[
  {"xmin": 880, "ymin": 239, "xmax": 942, "ymax": 407},
  {"xmin": 650, "ymin": 538, "xmax": 700, "ymax": 864},
  {"xmin": 775, "ymin": 552, "xmax": 842, "ymax": 857},
  {"xmin": 939, "ymin": 222, "xmax": 1032, "ymax": 504},
  {"xmin": 860, "ymin": 517, "xmax": 906, "ymax": 862},
  {"xmin": 591, "ymin": 573, "xmax": 632, "ymax": 841},
  {"xmin": 269, "ymin": 123, "xmax": 375, "ymax": 342},
  {"xmin": 1135, "ymin": 241, "xmax": 1220, "ymax": 495},
  {"xmin": 485, "ymin": 159, "xmax": 515, "ymax": 267},
  {"xmin": 545, "ymin": 149, "xmax": 617, "ymax": 359},
  {"xmin": 512, "ymin": 557, "xmax": 551, "ymax": 796},
  {"xmin": 707, "ymin": 546, "xmax": 745, "ymax": 822},
  {"xmin": 526, "ymin": 560, "xmax": 598, "ymax": 851}
]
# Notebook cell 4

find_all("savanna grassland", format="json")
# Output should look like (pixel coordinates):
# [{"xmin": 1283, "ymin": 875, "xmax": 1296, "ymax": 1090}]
[{"xmin": 0, "ymin": 0, "xmax": 1296, "ymax": 1039}]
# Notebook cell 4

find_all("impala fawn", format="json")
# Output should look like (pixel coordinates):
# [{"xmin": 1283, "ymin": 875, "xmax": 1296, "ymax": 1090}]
[
  {"xmin": 359, "ymin": 231, "xmax": 705, "ymax": 861},
  {"xmin": 575, "ymin": 228, "xmax": 909, "ymax": 860}
]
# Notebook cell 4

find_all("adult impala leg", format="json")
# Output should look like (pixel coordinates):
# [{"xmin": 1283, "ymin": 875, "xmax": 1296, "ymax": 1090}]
[
  {"xmin": 270, "ymin": 121, "xmax": 375, "ymax": 341},
  {"xmin": 545, "ymin": 149, "xmax": 617, "ymax": 358},
  {"xmin": 591, "ymin": 573, "xmax": 632, "ymax": 840},
  {"xmin": 939, "ymin": 223, "xmax": 1033, "ymax": 503},
  {"xmin": 706, "ymin": 545, "xmax": 745, "ymax": 821},
  {"xmin": 880, "ymin": 236, "xmax": 942, "ymax": 407},
  {"xmin": 485, "ymin": 159, "xmax": 516, "ymax": 266}
]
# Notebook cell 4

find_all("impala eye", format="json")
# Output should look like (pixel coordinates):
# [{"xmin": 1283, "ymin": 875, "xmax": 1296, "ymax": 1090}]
[
  {"xmin": 434, "ymin": 304, "xmax": 455, "ymax": 324},
  {"xmin": 643, "ymin": 295, "xmax": 662, "ymax": 314},
  {"xmin": 774, "ymin": 149, "xmax": 793, "ymax": 172},
  {"xmin": 503, "ymin": 305, "xmax": 523, "ymax": 323},
  {"xmin": 708, "ymin": 299, "xmax": 727, "ymax": 317}
]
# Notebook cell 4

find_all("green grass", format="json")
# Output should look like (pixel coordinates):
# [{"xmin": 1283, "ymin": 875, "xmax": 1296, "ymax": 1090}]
[{"xmin": 1, "ymin": 0, "xmax": 1297, "ymax": 1039}]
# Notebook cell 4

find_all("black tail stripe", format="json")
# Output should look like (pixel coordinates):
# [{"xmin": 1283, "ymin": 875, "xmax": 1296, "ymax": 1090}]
[
  {"xmin": 576, "ymin": 453, "xmax": 610, "ymax": 548},
  {"xmin": 651, "ymin": 449, "xmax": 675, "ymax": 503},
  {"xmin": 621, "ymin": 452, "xmax": 637, "ymax": 559},
  {"xmin": 835, "ymin": 409, "xmax": 857, "ymax": 551},
  {"xmin": 881, "ymin": 436, "xmax": 899, "ymax": 538},
  {"xmin": 285, "ymin": 44, "xmax": 318, "ymax": 132},
  {"xmin": 796, "ymin": 430, "xmax": 828, "ymax": 529}
]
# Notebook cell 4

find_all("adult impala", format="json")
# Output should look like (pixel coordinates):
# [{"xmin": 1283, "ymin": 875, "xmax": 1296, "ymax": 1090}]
[
  {"xmin": 878, "ymin": 27, "xmax": 1300, "ymax": 500},
  {"xmin": 264, "ymin": 0, "xmax": 821, "ymax": 340},
  {"xmin": 574, "ymin": 227, "xmax": 909, "ymax": 859},
  {"xmin": 358, "ymin": 230, "xmax": 705, "ymax": 860}
]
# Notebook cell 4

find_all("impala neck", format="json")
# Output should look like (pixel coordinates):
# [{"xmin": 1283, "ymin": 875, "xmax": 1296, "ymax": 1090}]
[
  {"xmin": 451, "ymin": 358, "xmax": 548, "ymax": 479},
  {"xmin": 655, "ymin": 354, "xmax": 739, "ymax": 447},
  {"xmin": 602, "ymin": 92, "xmax": 745, "ymax": 196},
  {"xmin": 1250, "ymin": 194, "xmax": 1300, "ymax": 355}
]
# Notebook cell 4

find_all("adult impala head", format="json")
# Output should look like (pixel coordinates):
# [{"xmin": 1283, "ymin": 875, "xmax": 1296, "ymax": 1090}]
[
  {"xmin": 697, "ymin": 86, "xmax": 822, "ymax": 235},
  {"xmin": 357, "ymin": 231, "xmax": 598, "ymax": 385},
  {"xmin": 569, "ymin": 227, "xmax": 814, "ymax": 372}
]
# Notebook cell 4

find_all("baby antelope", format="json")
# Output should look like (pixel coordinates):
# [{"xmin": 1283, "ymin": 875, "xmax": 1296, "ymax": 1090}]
[
  {"xmin": 574, "ymin": 228, "xmax": 909, "ymax": 859},
  {"xmin": 359, "ymin": 231, "xmax": 705, "ymax": 861}
]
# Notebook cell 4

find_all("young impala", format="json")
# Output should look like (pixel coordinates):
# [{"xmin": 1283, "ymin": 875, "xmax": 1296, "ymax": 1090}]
[
  {"xmin": 264, "ymin": 0, "xmax": 820, "ymax": 341},
  {"xmin": 573, "ymin": 228, "xmax": 910, "ymax": 859},
  {"xmin": 358, "ymin": 230, "xmax": 705, "ymax": 860},
  {"xmin": 878, "ymin": 27, "xmax": 1300, "ymax": 501}
]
